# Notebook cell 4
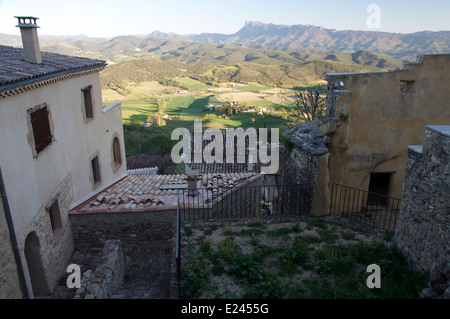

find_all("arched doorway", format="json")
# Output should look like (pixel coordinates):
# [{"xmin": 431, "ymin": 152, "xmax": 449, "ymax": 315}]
[{"xmin": 24, "ymin": 232, "xmax": 51, "ymax": 297}]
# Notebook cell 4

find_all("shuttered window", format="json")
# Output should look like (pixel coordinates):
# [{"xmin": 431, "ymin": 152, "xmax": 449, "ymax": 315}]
[{"xmin": 30, "ymin": 105, "xmax": 52, "ymax": 154}]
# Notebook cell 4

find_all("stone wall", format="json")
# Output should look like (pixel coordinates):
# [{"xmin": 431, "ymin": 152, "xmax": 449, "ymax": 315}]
[
  {"xmin": 394, "ymin": 125, "xmax": 450, "ymax": 299},
  {"xmin": 69, "ymin": 210, "xmax": 178, "ymax": 297},
  {"xmin": 281, "ymin": 118, "xmax": 337, "ymax": 216},
  {"xmin": 21, "ymin": 173, "xmax": 75, "ymax": 297},
  {"xmin": 74, "ymin": 240, "xmax": 125, "ymax": 299}
]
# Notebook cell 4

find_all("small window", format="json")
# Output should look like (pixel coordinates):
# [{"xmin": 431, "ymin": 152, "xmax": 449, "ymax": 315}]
[
  {"xmin": 91, "ymin": 156, "xmax": 101, "ymax": 184},
  {"xmin": 400, "ymin": 80, "xmax": 415, "ymax": 93},
  {"xmin": 46, "ymin": 194, "xmax": 62, "ymax": 233},
  {"xmin": 113, "ymin": 137, "xmax": 122, "ymax": 167},
  {"xmin": 82, "ymin": 85, "xmax": 93, "ymax": 120},
  {"xmin": 30, "ymin": 104, "xmax": 52, "ymax": 154}
]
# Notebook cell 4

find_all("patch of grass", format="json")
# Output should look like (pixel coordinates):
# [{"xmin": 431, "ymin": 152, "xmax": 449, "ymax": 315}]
[
  {"xmin": 182, "ymin": 220, "xmax": 428, "ymax": 299},
  {"xmin": 223, "ymin": 226, "xmax": 236, "ymax": 236},
  {"xmin": 267, "ymin": 227, "xmax": 293, "ymax": 238},
  {"xmin": 228, "ymin": 253, "xmax": 266, "ymax": 284},
  {"xmin": 215, "ymin": 238, "xmax": 241, "ymax": 263},
  {"xmin": 180, "ymin": 251, "xmax": 210, "ymax": 298},
  {"xmin": 243, "ymin": 277, "xmax": 286, "ymax": 299},
  {"xmin": 306, "ymin": 218, "xmax": 328, "ymax": 230},
  {"xmin": 317, "ymin": 228, "xmax": 340, "ymax": 244},
  {"xmin": 247, "ymin": 220, "xmax": 267, "ymax": 229},
  {"xmin": 341, "ymin": 230, "xmax": 357, "ymax": 241}
]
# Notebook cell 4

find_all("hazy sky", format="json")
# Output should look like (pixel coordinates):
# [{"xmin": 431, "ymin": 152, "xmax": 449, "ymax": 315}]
[{"xmin": 1, "ymin": 0, "xmax": 449, "ymax": 37}]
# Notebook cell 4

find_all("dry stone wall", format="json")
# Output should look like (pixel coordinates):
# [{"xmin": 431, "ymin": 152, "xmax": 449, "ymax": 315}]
[
  {"xmin": 74, "ymin": 239, "xmax": 124, "ymax": 299},
  {"xmin": 394, "ymin": 125, "xmax": 450, "ymax": 299}
]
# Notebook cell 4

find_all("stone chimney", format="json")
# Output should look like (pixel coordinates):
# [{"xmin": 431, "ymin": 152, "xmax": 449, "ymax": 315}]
[{"xmin": 15, "ymin": 16, "xmax": 42, "ymax": 64}]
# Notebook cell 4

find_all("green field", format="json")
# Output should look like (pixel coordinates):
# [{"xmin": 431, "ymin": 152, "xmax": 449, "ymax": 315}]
[{"xmin": 108, "ymin": 79, "xmax": 329, "ymax": 130}]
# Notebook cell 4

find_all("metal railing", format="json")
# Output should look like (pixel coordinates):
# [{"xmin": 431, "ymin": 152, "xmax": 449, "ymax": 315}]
[
  {"xmin": 180, "ymin": 183, "xmax": 312, "ymax": 222},
  {"xmin": 329, "ymin": 183, "xmax": 402, "ymax": 231}
]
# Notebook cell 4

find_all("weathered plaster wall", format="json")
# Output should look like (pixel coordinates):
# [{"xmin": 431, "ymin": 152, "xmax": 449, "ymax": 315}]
[{"xmin": 326, "ymin": 54, "xmax": 450, "ymax": 199}]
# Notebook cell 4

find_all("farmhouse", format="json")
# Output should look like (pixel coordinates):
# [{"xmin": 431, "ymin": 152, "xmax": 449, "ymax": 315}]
[{"xmin": 0, "ymin": 17, "xmax": 126, "ymax": 298}]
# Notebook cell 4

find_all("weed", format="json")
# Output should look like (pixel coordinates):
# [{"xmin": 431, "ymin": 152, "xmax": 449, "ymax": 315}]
[
  {"xmin": 223, "ymin": 226, "xmax": 236, "ymax": 236},
  {"xmin": 211, "ymin": 264, "xmax": 226, "ymax": 276},
  {"xmin": 306, "ymin": 218, "xmax": 328, "ymax": 229},
  {"xmin": 318, "ymin": 228, "xmax": 340, "ymax": 244},
  {"xmin": 267, "ymin": 227, "xmax": 292, "ymax": 238},
  {"xmin": 180, "ymin": 254, "xmax": 210, "ymax": 298},
  {"xmin": 244, "ymin": 277, "xmax": 286, "ymax": 299},
  {"xmin": 237, "ymin": 228, "xmax": 265, "ymax": 237},
  {"xmin": 249, "ymin": 237, "xmax": 260, "ymax": 246},
  {"xmin": 341, "ymin": 230, "xmax": 356, "ymax": 241},
  {"xmin": 184, "ymin": 227, "xmax": 193, "ymax": 237},
  {"xmin": 247, "ymin": 220, "xmax": 267, "ymax": 229},
  {"xmin": 228, "ymin": 253, "xmax": 266, "ymax": 284},
  {"xmin": 216, "ymin": 238, "xmax": 241, "ymax": 262}
]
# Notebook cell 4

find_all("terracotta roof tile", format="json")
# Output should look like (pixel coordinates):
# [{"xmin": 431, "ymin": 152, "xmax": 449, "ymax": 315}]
[
  {"xmin": 0, "ymin": 45, "xmax": 107, "ymax": 92},
  {"xmin": 72, "ymin": 172, "xmax": 263, "ymax": 214}
]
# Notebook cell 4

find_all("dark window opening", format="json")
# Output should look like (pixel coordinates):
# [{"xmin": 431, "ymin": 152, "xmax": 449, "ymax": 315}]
[
  {"xmin": 91, "ymin": 156, "xmax": 101, "ymax": 184},
  {"xmin": 400, "ymin": 80, "xmax": 415, "ymax": 93},
  {"xmin": 82, "ymin": 85, "xmax": 93, "ymax": 120},
  {"xmin": 367, "ymin": 172, "xmax": 391, "ymax": 206},
  {"xmin": 46, "ymin": 194, "xmax": 62, "ymax": 233},
  {"xmin": 113, "ymin": 137, "xmax": 122, "ymax": 167},
  {"xmin": 30, "ymin": 104, "xmax": 52, "ymax": 154}
]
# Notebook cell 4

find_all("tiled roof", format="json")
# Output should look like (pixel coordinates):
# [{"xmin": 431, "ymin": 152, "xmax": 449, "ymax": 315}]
[
  {"xmin": 71, "ymin": 172, "xmax": 263, "ymax": 214},
  {"xmin": 0, "ymin": 45, "xmax": 107, "ymax": 92}
]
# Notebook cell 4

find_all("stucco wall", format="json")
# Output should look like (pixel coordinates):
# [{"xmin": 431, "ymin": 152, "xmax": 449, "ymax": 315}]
[
  {"xmin": 0, "ymin": 71, "xmax": 126, "ymax": 297},
  {"xmin": 326, "ymin": 54, "xmax": 450, "ymax": 199},
  {"xmin": 0, "ymin": 200, "xmax": 23, "ymax": 299}
]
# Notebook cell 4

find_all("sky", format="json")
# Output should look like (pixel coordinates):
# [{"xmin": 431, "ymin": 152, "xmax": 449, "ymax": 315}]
[{"xmin": 1, "ymin": 0, "xmax": 449, "ymax": 37}]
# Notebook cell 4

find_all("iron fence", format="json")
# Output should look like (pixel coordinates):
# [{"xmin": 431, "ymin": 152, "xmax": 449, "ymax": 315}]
[
  {"xmin": 329, "ymin": 183, "xmax": 402, "ymax": 231},
  {"xmin": 180, "ymin": 183, "xmax": 312, "ymax": 222}
]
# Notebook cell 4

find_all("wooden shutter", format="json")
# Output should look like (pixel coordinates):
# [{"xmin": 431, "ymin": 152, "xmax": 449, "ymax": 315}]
[{"xmin": 31, "ymin": 105, "xmax": 52, "ymax": 154}]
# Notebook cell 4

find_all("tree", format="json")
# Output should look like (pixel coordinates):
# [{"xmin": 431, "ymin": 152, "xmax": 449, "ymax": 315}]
[
  {"xmin": 157, "ymin": 98, "xmax": 171, "ymax": 113},
  {"xmin": 147, "ymin": 112, "xmax": 166, "ymax": 127},
  {"xmin": 288, "ymin": 89, "xmax": 327, "ymax": 122}
]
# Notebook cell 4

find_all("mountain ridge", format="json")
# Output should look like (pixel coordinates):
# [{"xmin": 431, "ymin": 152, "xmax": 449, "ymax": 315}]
[{"xmin": 1, "ymin": 20, "xmax": 448, "ymax": 61}]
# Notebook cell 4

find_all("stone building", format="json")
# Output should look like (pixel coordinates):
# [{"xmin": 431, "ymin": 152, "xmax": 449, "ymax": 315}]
[{"xmin": 0, "ymin": 17, "xmax": 126, "ymax": 298}]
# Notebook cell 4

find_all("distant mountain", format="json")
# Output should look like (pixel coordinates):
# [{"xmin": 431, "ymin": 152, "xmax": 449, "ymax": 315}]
[
  {"xmin": 190, "ymin": 21, "xmax": 450, "ymax": 60},
  {"xmin": 30, "ymin": 34, "xmax": 403, "ymax": 71},
  {"xmin": 1, "ymin": 21, "xmax": 447, "ymax": 63}
]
